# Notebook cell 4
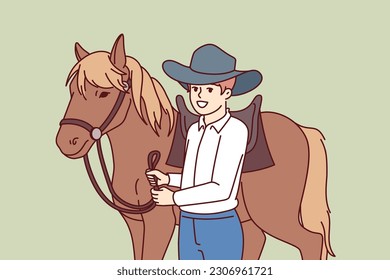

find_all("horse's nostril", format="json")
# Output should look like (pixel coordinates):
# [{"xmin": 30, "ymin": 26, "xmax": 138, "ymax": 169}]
[{"xmin": 71, "ymin": 137, "xmax": 79, "ymax": 145}]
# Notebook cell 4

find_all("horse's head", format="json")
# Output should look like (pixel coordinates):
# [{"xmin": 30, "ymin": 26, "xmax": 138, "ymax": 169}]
[{"xmin": 56, "ymin": 34, "xmax": 132, "ymax": 159}]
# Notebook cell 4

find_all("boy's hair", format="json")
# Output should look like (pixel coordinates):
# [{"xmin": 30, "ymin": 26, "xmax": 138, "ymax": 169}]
[{"xmin": 187, "ymin": 77, "xmax": 236, "ymax": 93}]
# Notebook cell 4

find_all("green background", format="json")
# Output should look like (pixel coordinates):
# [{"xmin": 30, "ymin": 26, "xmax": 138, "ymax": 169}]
[{"xmin": 1, "ymin": 0, "xmax": 389, "ymax": 259}]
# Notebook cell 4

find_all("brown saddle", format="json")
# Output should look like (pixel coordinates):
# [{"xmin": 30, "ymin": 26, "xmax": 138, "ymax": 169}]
[{"xmin": 166, "ymin": 95, "xmax": 274, "ymax": 172}]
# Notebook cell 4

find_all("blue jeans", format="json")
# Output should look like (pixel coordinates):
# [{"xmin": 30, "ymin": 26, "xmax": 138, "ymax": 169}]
[{"xmin": 179, "ymin": 209, "xmax": 243, "ymax": 260}]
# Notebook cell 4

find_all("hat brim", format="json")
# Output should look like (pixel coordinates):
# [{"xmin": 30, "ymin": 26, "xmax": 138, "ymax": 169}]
[{"xmin": 163, "ymin": 60, "xmax": 262, "ymax": 95}]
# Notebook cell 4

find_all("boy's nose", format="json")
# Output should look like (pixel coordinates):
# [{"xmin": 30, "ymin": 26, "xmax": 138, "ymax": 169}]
[{"xmin": 198, "ymin": 87, "xmax": 203, "ymax": 98}]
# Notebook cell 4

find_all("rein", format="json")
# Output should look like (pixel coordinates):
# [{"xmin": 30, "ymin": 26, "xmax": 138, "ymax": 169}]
[{"xmin": 60, "ymin": 84, "xmax": 159, "ymax": 214}]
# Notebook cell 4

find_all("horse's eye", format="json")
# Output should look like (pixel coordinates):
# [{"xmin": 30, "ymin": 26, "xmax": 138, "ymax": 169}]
[{"xmin": 99, "ymin": 92, "xmax": 110, "ymax": 98}]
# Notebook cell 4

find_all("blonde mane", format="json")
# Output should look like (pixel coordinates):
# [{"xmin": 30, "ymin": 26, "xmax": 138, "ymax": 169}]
[{"xmin": 66, "ymin": 52, "xmax": 174, "ymax": 135}]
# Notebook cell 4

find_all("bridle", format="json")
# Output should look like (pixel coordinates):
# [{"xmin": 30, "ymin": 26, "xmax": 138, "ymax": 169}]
[{"xmin": 60, "ymin": 82, "xmax": 159, "ymax": 214}]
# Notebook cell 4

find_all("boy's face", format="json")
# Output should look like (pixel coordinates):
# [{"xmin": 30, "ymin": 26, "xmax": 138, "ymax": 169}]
[{"xmin": 189, "ymin": 84, "xmax": 231, "ymax": 116}]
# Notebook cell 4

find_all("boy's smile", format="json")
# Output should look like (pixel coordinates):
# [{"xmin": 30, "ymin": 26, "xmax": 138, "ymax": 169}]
[{"xmin": 196, "ymin": 100, "xmax": 208, "ymax": 108}]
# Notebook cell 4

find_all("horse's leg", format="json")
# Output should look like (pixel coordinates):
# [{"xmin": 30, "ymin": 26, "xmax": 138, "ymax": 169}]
[
  {"xmin": 241, "ymin": 220, "xmax": 266, "ymax": 259},
  {"xmin": 278, "ymin": 219, "xmax": 323, "ymax": 260},
  {"xmin": 243, "ymin": 180, "xmax": 323, "ymax": 260},
  {"xmin": 243, "ymin": 165, "xmax": 324, "ymax": 259},
  {"xmin": 142, "ymin": 206, "xmax": 176, "ymax": 260},
  {"xmin": 121, "ymin": 214, "xmax": 145, "ymax": 260},
  {"xmin": 236, "ymin": 184, "xmax": 266, "ymax": 260}
]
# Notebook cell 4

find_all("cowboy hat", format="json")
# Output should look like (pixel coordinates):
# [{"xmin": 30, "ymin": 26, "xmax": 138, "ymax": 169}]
[{"xmin": 162, "ymin": 44, "xmax": 262, "ymax": 95}]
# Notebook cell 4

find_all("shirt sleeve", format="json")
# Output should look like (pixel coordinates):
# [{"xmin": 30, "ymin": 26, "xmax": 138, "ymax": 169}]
[
  {"xmin": 167, "ymin": 173, "xmax": 182, "ymax": 187},
  {"xmin": 173, "ymin": 121, "xmax": 248, "ymax": 206}
]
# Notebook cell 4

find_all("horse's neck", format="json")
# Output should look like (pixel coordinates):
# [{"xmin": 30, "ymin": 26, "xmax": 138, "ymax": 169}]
[{"xmin": 107, "ymin": 106, "xmax": 177, "ymax": 185}]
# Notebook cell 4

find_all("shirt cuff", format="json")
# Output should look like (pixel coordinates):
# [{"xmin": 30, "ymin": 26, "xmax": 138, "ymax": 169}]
[
  {"xmin": 172, "ymin": 191, "xmax": 179, "ymax": 206},
  {"xmin": 173, "ymin": 190, "xmax": 184, "ymax": 206},
  {"xmin": 168, "ymin": 173, "xmax": 181, "ymax": 187}
]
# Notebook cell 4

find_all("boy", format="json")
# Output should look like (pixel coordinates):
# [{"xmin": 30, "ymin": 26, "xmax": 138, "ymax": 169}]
[{"xmin": 146, "ymin": 44, "xmax": 262, "ymax": 260}]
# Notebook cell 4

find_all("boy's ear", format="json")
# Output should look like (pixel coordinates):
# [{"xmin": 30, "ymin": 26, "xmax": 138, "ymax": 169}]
[{"xmin": 223, "ymin": 89, "xmax": 232, "ymax": 100}]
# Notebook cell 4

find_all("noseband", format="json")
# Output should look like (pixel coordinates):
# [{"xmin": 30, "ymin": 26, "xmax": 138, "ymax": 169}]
[
  {"xmin": 60, "ymin": 83, "xmax": 157, "ymax": 214},
  {"xmin": 60, "ymin": 89, "xmax": 126, "ymax": 141}
]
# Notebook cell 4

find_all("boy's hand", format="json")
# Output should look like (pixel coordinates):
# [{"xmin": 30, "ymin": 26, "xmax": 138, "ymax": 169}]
[
  {"xmin": 151, "ymin": 187, "xmax": 175, "ymax": 205},
  {"xmin": 145, "ymin": 169, "xmax": 169, "ymax": 186}
]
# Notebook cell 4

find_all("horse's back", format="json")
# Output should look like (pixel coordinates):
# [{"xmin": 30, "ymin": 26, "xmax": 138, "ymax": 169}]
[{"xmin": 261, "ymin": 112, "xmax": 308, "ymax": 167}]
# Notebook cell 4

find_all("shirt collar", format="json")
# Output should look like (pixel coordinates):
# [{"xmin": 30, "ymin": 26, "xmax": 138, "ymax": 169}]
[{"xmin": 198, "ymin": 109, "xmax": 231, "ymax": 133}]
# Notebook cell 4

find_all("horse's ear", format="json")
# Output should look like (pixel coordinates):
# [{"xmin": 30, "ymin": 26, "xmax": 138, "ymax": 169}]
[
  {"xmin": 109, "ymin": 34, "xmax": 126, "ymax": 70},
  {"xmin": 75, "ymin": 42, "xmax": 89, "ymax": 61}
]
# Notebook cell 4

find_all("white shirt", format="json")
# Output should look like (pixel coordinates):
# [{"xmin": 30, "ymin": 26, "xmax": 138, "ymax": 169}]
[{"xmin": 168, "ymin": 110, "xmax": 248, "ymax": 214}]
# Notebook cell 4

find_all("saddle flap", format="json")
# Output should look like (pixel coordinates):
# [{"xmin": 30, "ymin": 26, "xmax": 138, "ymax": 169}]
[{"xmin": 231, "ymin": 95, "xmax": 261, "ymax": 152}]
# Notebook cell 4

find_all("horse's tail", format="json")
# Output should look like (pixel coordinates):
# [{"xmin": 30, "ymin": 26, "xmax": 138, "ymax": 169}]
[{"xmin": 299, "ymin": 126, "xmax": 336, "ymax": 259}]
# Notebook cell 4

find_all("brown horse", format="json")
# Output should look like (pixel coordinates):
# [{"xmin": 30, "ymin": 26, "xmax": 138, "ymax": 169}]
[{"xmin": 56, "ymin": 34, "xmax": 335, "ymax": 260}]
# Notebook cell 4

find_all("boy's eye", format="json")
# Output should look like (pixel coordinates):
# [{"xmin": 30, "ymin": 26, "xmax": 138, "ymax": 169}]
[
  {"xmin": 99, "ymin": 91, "xmax": 110, "ymax": 98},
  {"xmin": 192, "ymin": 86, "xmax": 198, "ymax": 92},
  {"xmin": 207, "ymin": 87, "xmax": 213, "ymax": 93}
]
